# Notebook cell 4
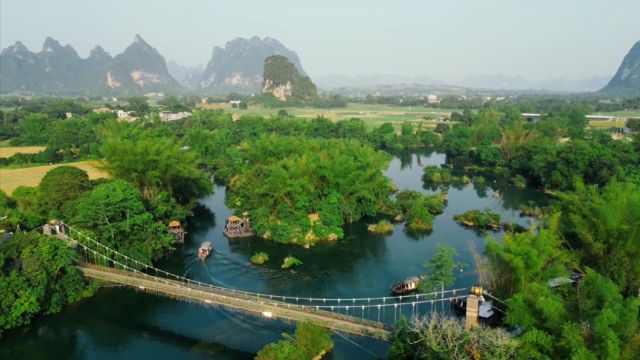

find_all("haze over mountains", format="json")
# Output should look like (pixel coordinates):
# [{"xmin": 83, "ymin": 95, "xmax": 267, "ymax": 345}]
[
  {"xmin": 314, "ymin": 74, "xmax": 611, "ymax": 92},
  {"xmin": 601, "ymin": 40, "xmax": 640, "ymax": 96},
  {"xmin": 1, "ymin": 35, "xmax": 638, "ymax": 96},
  {"xmin": 0, "ymin": 35, "xmax": 180, "ymax": 95}
]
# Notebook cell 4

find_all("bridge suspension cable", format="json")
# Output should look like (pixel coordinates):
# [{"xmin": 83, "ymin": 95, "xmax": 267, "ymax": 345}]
[{"xmin": 63, "ymin": 224, "xmax": 469, "ymax": 310}]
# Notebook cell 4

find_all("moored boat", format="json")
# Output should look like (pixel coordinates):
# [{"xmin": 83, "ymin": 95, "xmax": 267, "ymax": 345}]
[
  {"xmin": 390, "ymin": 276, "xmax": 421, "ymax": 295},
  {"xmin": 198, "ymin": 241, "xmax": 213, "ymax": 259}
]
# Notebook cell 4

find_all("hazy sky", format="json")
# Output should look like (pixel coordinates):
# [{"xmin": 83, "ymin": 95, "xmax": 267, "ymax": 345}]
[{"xmin": 2, "ymin": 0, "xmax": 639, "ymax": 81}]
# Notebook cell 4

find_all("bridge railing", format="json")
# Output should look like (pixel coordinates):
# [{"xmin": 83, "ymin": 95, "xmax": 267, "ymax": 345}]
[{"xmin": 63, "ymin": 224, "xmax": 471, "ymax": 325}]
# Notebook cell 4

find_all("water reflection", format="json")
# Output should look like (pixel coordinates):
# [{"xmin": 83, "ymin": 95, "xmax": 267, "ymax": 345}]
[{"xmin": 1, "ymin": 151, "xmax": 548, "ymax": 360}]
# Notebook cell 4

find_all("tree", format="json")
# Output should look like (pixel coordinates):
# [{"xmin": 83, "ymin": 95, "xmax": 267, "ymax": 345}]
[
  {"xmin": 223, "ymin": 136, "xmax": 392, "ymax": 245},
  {"xmin": 0, "ymin": 232, "xmax": 88, "ymax": 336},
  {"xmin": 126, "ymin": 96, "xmax": 149, "ymax": 115},
  {"xmin": 101, "ymin": 137, "xmax": 212, "ymax": 204},
  {"xmin": 505, "ymin": 270, "xmax": 639, "ymax": 359},
  {"xmin": 70, "ymin": 180, "xmax": 174, "ymax": 264},
  {"xmin": 421, "ymin": 244, "xmax": 466, "ymax": 310},
  {"xmin": 256, "ymin": 322, "xmax": 332, "ymax": 360},
  {"xmin": 47, "ymin": 118, "xmax": 98, "ymax": 159},
  {"xmin": 442, "ymin": 125, "xmax": 472, "ymax": 164},
  {"xmin": 558, "ymin": 181, "xmax": 640, "ymax": 296},
  {"xmin": 388, "ymin": 315, "xmax": 517, "ymax": 360},
  {"xmin": 37, "ymin": 166, "xmax": 92, "ymax": 218},
  {"xmin": 18, "ymin": 114, "xmax": 50, "ymax": 145},
  {"xmin": 499, "ymin": 122, "xmax": 537, "ymax": 164},
  {"xmin": 157, "ymin": 96, "xmax": 190, "ymax": 112}
]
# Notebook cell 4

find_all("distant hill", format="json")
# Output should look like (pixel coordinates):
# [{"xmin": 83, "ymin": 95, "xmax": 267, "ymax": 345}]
[
  {"xmin": 601, "ymin": 40, "xmax": 640, "ymax": 96},
  {"xmin": 167, "ymin": 61, "xmax": 203, "ymax": 90},
  {"xmin": 261, "ymin": 55, "xmax": 317, "ymax": 101},
  {"xmin": 454, "ymin": 74, "xmax": 610, "ymax": 92},
  {"xmin": 199, "ymin": 36, "xmax": 305, "ymax": 94},
  {"xmin": 0, "ymin": 35, "xmax": 182, "ymax": 95}
]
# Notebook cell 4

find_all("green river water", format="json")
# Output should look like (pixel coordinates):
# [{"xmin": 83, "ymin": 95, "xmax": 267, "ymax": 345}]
[{"xmin": 1, "ymin": 150, "xmax": 547, "ymax": 359}]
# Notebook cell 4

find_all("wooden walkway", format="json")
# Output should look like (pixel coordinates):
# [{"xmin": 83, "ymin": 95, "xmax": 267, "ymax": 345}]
[{"xmin": 79, "ymin": 265, "xmax": 392, "ymax": 340}]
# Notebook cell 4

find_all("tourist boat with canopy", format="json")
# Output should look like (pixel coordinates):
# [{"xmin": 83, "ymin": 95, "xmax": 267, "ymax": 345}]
[{"xmin": 390, "ymin": 276, "xmax": 421, "ymax": 295}]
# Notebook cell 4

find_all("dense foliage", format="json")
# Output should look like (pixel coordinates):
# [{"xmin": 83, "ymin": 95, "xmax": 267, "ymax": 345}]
[
  {"xmin": 70, "ymin": 179, "xmax": 174, "ymax": 265},
  {"xmin": 483, "ymin": 182, "xmax": 640, "ymax": 359},
  {"xmin": 255, "ymin": 322, "xmax": 333, "ymax": 360},
  {"xmin": 222, "ymin": 136, "xmax": 392, "ymax": 245},
  {"xmin": 453, "ymin": 208, "xmax": 502, "ymax": 231},
  {"xmin": 420, "ymin": 244, "xmax": 466, "ymax": 293},
  {"xmin": 389, "ymin": 315, "xmax": 517, "ymax": 360},
  {"xmin": 392, "ymin": 190, "xmax": 446, "ymax": 232},
  {"xmin": 440, "ymin": 105, "xmax": 639, "ymax": 191},
  {"xmin": 0, "ymin": 232, "xmax": 92, "ymax": 337}
]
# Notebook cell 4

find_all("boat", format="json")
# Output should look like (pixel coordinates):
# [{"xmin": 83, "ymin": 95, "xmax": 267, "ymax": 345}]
[
  {"xmin": 198, "ymin": 241, "xmax": 213, "ymax": 259},
  {"xmin": 390, "ymin": 276, "xmax": 421, "ymax": 295}
]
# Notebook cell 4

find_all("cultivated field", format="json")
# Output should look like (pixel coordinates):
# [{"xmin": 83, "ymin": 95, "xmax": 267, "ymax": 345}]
[
  {"xmin": 222, "ymin": 103, "xmax": 460, "ymax": 129},
  {"xmin": 0, "ymin": 146, "xmax": 47, "ymax": 158},
  {"xmin": 0, "ymin": 161, "xmax": 107, "ymax": 195},
  {"xmin": 588, "ymin": 119, "xmax": 628, "ymax": 129}
]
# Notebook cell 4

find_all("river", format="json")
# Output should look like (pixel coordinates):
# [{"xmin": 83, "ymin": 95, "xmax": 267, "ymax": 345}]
[{"xmin": 1, "ymin": 150, "xmax": 547, "ymax": 359}]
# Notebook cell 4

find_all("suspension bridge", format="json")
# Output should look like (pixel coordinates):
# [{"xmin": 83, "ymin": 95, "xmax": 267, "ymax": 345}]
[{"xmin": 49, "ymin": 224, "xmax": 476, "ymax": 340}]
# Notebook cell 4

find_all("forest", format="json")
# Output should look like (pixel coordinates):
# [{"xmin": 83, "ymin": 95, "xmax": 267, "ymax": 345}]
[{"xmin": 0, "ymin": 96, "xmax": 639, "ymax": 359}]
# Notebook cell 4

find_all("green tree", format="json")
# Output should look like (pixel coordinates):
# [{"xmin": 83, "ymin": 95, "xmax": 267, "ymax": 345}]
[
  {"xmin": 126, "ymin": 96, "xmax": 149, "ymax": 115},
  {"xmin": 388, "ymin": 315, "xmax": 517, "ymax": 360},
  {"xmin": 70, "ymin": 180, "xmax": 174, "ymax": 264},
  {"xmin": 37, "ymin": 166, "xmax": 92, "ymax": 218},
  {"xmin": 255, "ymin": 322, "xmax": 332, "ymax": 360},
  {"xmin": 101, "ymin": 137, "xmax": 212, "ymax": 204},
  {"xmin": 0, "ymin": 232, "xmax": 88, "ymax": 336},
  {"xmin": 421, "ymin": 244, "xmax": 466, "ymax": 310},
  {"xmin": 558, "ymin": 181, "xmax": 640, "ymax": 295},
  {"xmin": 47, "ymin": 117, "xmax": 98, "ymax": 159},
  {"xmin": 18, "ymin": 114, "xmax": 50, "ymax": 145}
]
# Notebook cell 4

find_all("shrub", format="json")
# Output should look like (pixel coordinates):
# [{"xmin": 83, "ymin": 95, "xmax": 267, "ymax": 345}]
[
  {"xmin": 367, "ymin": 219, "xmax": 394, "ymax": 234},
  {"xmin": 282, "ymin": 256, "xmax": 303, "ymax": 269},
  {"xmin": 453, "ymin": 208, "xmax": 501, "ymax": 231},
  {"xmin": 512, "ymin": 175, "xmax": 527, "ymax": 188},
  {"xmin": 250, "ymin": 252, "xmax": 269, "ymax": 265}
]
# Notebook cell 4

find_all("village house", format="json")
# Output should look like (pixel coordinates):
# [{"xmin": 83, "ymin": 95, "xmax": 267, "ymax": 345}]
[
  {"xmin": 159, "ymin": 111, "xmax": 192, "ymax": 121},
  {"xmin": 426, "ymin": 95, "xmax": 440, "ymax": 104},
  {"xmin": 117, "ymin": 110, "xmax": 138, "ymax": 122}
]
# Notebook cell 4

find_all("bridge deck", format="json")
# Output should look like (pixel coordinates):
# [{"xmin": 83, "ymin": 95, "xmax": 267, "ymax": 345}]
[{"xmin": 79, "ymin": 265, "xmax": 392, "ymax": 340}]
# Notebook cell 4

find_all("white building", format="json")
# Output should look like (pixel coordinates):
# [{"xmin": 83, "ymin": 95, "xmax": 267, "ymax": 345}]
[
  {"xmin": 427, "ymin": 95, "xmax": 440, "ymax": 104},
  {"xmin": 117, "ymin": 110, "xmax": 138, "ymax": 122},
  {"xmin": 159, "ymin": 111, "xmax": 192, "ymax": 121}
]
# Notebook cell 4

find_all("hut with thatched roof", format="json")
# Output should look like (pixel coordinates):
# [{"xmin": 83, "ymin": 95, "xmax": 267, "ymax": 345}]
[
  {"xmin": 168, "ymin": 220, "xmax": 186, "ymax": 244},
  {"xmin": 223, "ymin": 213, "xmax": 254, "ymax": 238}
]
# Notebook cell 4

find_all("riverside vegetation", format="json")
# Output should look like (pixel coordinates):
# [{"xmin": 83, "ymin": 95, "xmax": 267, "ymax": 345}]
[{"xmin": 1, "ymin": 96, "xmax": 639, "ymax": 359}]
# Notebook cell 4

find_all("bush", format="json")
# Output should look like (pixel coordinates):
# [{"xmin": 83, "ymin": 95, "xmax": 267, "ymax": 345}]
[
  {"xmin": 281, "ymin": 256, "xmax": 303, "ymax": 269},
  {"xmin": 367, "ymin": 219, "xmax": 394, "ymax": 234},
  {"xmin": 512, "ymin": 175, "xmax": 526, "ymax": 188},
  {"xmin": 256, "ymin": 322, "xmax": 333, "ymax": 360},
  {"xmin": 453, "ymin": 208, "xmax": 501, "ymax": 231},
  {"xmin": 422, "ymin": 165, "xmax": 453, "ymax": 183},
  {"xmin": 389, "ymin": 315, "xmax": 517, "ymax": 359},
  {"xmin": 250, "ymin": 252, "xmax": 269, "ymax": 265}
]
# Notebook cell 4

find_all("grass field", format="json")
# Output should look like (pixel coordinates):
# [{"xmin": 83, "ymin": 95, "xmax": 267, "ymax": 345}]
[
  {"xmin": 593, "ymin": 110, "xmax": 640, "ymax": 118},
  {"xmin": 588, "ymin": 119, "xmax": 628, "ymax": 129},
  {"xmin": 217, "ymin": 103, "xmax": 461, "ymax": 129},
  {"xmin": 0, "ymin": 146, "xmax": 47, "ymax": 158},
  {"xmin": 0, "ymin": 161, "xmax": 107, "ymax": 195}
]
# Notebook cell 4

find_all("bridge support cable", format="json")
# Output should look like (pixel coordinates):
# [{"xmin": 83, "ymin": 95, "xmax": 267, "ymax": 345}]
[{"xmin": 63, "ymin": 224, "xmax": 470, "ymax": 322}]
